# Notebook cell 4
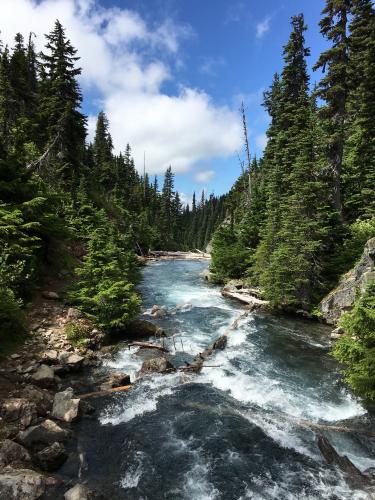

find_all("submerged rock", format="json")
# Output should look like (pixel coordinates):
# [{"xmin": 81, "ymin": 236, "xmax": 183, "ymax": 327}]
[
  {"xmin": 52, "ymin": 388, "xmax": 80, "ymax": 423},
  {"xmin": 140, "ymin": 357, "xmax": 175, "ymax": 375},
  {"xmin": 319, "ymin": 237, "xmax": 375, "ymax": 325}
]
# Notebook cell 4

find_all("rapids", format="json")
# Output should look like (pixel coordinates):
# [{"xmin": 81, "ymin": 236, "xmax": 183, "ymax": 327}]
[{"xmin": 72, "ymin": 260, "xmax": 375, "ymax": 499}]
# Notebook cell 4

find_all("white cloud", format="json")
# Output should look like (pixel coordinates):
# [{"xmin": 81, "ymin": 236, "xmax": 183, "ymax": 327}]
[
  {"xmin": 255, "ymin": 133, "xmax": 268, "ymax": 151},
  {"xmin": 256, "ymin": 16, "xmax": 271, "ymax": 39},
  {"xmin": 1, "ymin": 0, "xmax": 242, "ymax": 174},
  {"xmin": 199, "ymin": 56, "xmax": 226, "ymax": 77},
  {"xmin": 194, "ymin": 170, "xmax": 215, "ymax": 183}
]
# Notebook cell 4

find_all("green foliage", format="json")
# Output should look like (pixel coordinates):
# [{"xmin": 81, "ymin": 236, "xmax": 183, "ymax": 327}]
[
  {"xmin": 0, "ymin": 286, "xmax": 26, "ymax": 356},
  {"xmin": 211, "ymin": 225, "xmax": 251, "ymax": 282},
  {"xmin": 333, "ymin": 280, "xmax": 375, "ymax": 402},
  {"xmin": 68, "ymin": 225, "xmax": 141, "ymax": 331},
  {"xmin": 65, "ymin": 320, "xmax": 91, "ymax": 347}
]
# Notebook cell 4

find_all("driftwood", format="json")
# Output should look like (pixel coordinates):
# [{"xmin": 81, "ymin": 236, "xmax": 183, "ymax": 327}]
[
  {"xmin": 80, "ymin": 385, "xmax": 132, "ymax": 399},
  {"xmin": 128, "ymin": 341, "xmax": 169, "ymax": 353},
  {"xmin": 148, "ymin": 251, "xmax": 210, "ymax": 260},
  {"xmin": 221, "ymin": 289, "xmax": 269, "ymax": 309}
]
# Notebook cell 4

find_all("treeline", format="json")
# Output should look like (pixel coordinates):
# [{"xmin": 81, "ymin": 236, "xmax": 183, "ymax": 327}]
[
  {"xmin": 0, "ymin": 20, "xmax": 222, "ymax": 345},
  {"xmin": 211, "ymin": 1, "xmax": 375, "ymax": 401}
]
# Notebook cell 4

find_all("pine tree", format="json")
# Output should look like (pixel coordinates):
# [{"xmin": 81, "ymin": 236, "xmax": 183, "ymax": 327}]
[
  {"xmin": 313, "ymin": 0, "xmax": 352, "ymax": 221},
  {"xmin": 93, "ymin": 111, "xmax": 114, "ymax": 190},
  {"xmin": 39, "ymin": 20, "xmax": 86, "ymax": 188}
]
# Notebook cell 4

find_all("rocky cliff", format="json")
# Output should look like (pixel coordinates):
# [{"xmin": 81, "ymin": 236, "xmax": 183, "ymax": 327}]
[{"xmin": 319, "ymin": 238, "xmax": 375, "ymax": 325}]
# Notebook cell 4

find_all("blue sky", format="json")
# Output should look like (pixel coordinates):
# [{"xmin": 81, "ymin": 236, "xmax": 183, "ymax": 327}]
[{"xmin": 4, "ymin": 0, "xmax": 328, "ymax": 203}]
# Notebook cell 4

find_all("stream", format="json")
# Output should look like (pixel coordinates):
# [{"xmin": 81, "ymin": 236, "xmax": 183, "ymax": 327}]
[{"xmin": 72, "ymin": 259, "xmax": 375, "ymax": 499}]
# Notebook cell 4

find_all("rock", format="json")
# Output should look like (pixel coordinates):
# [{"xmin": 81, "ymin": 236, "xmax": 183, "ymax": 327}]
[
  {"xmin": 40, "ymin": 350, "xmax": 59, "ymax": 364},
  {"xmin": 330, "ymin": 326, "xmax": 345, "ymax": 339},
  {"xmin": 58, "ymin": 352, "xmax": 84, "ymax": 370},
  {"xmin": 0, "ymin": 468, "xmax": 57, "ymax": 499},
  {"xmin": 18, "ymin": 386, "xmax": 53, "ymax": 417},
  {"xmin": 200, "ymin": 268, "xmax": 213, "ymax": 281},
  {"xmin": 18, "ymin": 419, "xmax": 69, "ymax": 447},
  {"xmin": 1, "ymin": 399, "xmax": 37, "ymax": 429},
  {"xmin": 42, "ymin": 291, "xmax": 60, "ymax": 300},
  {"xmin": 52, "ymin": 388, "xmax": 80, "ymax": 423},
  {"xmin": 10, "ymin": 354, "xmax": 21, "ymax": 360},
  {"xmin": 67, "ymin": 308, "xmax": 82, "ymax": 320},
  {"xmin": 31, "ymin": 364, "xmax": 56, "ymax": 388},
  {"xmin": 212, "ymin": 335, "xmax": 227, "ymax": 350},
  {"xmin": 319, "ymin": 237, "xmax": 375, "ymax": 325},
  {"xmin": 0, "ymin": 440, "xmax": 32, "ymax": 468},
  {"xmin": 150, "ymin": 305, "xmax": 167, "ymax": 317},
  {"xmin": 125, "ymin": 319, "xmax": 162, "ymax": 339},
  {"xmin": 140, "ymin": 357, "xmax": 175, "ymax": 375},
  {"xmin": 101, "ymin": 372, "xmax": 131, "ymax": 390},
  {"xmin": 64, "ymin": 483, "xmax": 96, "ymax": 500},
  {"xmin": 35, "ymin": 441, "xmax": 67, "ymax": 471}
]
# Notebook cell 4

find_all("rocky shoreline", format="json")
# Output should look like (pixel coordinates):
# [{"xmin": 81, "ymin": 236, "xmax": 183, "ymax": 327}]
[{"xmin": 0, "ymin": 289, "xmax": 151, "ymax": 499}]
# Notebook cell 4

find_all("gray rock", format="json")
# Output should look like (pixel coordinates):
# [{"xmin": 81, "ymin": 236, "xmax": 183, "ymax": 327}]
[
  {"xmin": 102, "ymin": 372, "xmax": 131, "ymax": 390},
  {"xmin": 1, "ymin": 399, "xmax": 37, "ymax": 429},
  {"xmin": 0, "ymin": 440, "xmax": 31, "ymax": 468},
  {"xmin": 319, "ymin": 237, "xmax": 375, "ymax": 325},
  {"xmin": 18, "ymin": 419, "xmax": 69, "ymax": 447},
  {"xmin": 40, "ymin": 350, "xmax": 59, "ymax": 364},
  {"xmin": 19, "ymin": 385, "xmax": 53, "ymax": 417},
  {"xmin": 140, "ymin": 357, "xmax": 175, "ymax": 375},
  {"xmin": 330, "ymin": 326, "xmax": 345, "ymax": 339},
  {"xmin": 52, "ymin": 388, "xmax": 80, "ymax": 422},
  {"xmin": 67, "ymin": 308, "xmax": 82, "ymax": 320},
  {"xmin": 31, "ymin": 364, "xmax": 56, "ymax": 388},
  {"xmin": 58, "ymin": 352, "xmax": 84, "ymax": 370},
  {"xmin": 42, "ymin": 291, "xmax": 60, "ymax": 300},
  {"xmin": 64, "ymin": 483, "xmax": 96, "ymax": 500},
  {"xmin": 35, "ymin": 441, "xmax": 67, "ymax": 471},
  {"xmin": 150, "ymin": 305, "xmax": 167, "ymax": 318},
  {"xmin": 0, "ymin": 468, "xmax": 57, "ymax": 499}
]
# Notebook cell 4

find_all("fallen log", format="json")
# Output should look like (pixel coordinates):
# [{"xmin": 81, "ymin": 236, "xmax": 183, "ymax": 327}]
[
  {"xmin": 128, "ymin": 341, "xmax": 169, "ymax": 353},
  {"xmin": 80, "ymin": 385, "xmax": 132, "ymax": 399},
  {"xmin": 221, "ymin": 289, "xmax": 269, "ymax": 309},
  {"xmin": 317, "ymin": 435, "xmax": 370, "ymax": 487}
]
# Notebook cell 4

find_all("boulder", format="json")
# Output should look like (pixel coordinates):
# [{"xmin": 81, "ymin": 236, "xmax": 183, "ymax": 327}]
[
  {"xmin": 52, "ymin": 388, "xmax": 80, "ymax": 423},
  {"xmin": 0, "ymin": 440, "xmax": 32, "ymax": 468},
  {"xmin": 42, "ymin": 291, "xmax": 60, "ymax": 300},
  {"xmin": 58, "ymin": 352, "xmax": 84, "ymax": 370},
  {"xmin": 64, "ymin": 483, "xmax": 96, "ymax": 500},
  {"xmin": 19, "ymin": 385, "xmax": 53, "ymax": 417},
  {"xmin": 31, "ymin": 364, "xmax": 56, "ymax": 388},
  {"xmin": 150, "ymin": 305, "xmax": 167, "ymax": 318},
  {"xmin": 330, "ymin": 326, "xmax": 345, "ymax": 340},
  {"xmin": 212, "ymin": 335, "xmax": 227, "ymax": 350},
  {"xmin": 40, "ymin": 350, "xmax": 59, "ymax": 364},
  {"xmin": 102, "ymin": 372, "xmax": 131, "ymax": 389},
  {"xmin": 319, "ymin": 237, "xmax": 375, "ymax": 325},
  {"xmin": 67, "ymin": 308, "xmax": 82, "ymax": 320},
  {"xmin": 0, "ymin": 468, "xmax": 57, "ymax": 499},
  {"xmin": 140, "ymin": 357, "xmax": 175, "ymax": 375},
  {"xmin": 125, "ymin": 319, "xmax": 162, "ymax": 339},
  {"xmin": 35, "ymin": 441, "xmax": 67, "ymax": 471},
  {"xmin": 1, "ymin": 399, "xmax": 37, "ymax": 429},
  {"xmin": 18, "ymin": 419, "xmax": 69, "ymax": 447}
]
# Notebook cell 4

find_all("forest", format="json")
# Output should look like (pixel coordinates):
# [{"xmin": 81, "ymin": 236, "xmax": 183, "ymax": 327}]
[{"xmin": 0, "ymin": 0, "xmax": 374, "ymax": 402}]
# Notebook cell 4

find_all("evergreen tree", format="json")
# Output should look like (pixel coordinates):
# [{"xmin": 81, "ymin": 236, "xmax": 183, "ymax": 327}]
[
  {"xmin": 39, "ymin": 20, "xmax": 86, "ymax": 188},
  {"xmin": 93, "ymin": 111, "xmax": 114, "ymax": 189}
]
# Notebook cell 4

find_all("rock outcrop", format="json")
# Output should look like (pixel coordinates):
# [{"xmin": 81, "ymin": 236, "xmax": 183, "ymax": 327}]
[{"xmin": 319, "ymin": 238, "xmax": 375, "ymax": 325}]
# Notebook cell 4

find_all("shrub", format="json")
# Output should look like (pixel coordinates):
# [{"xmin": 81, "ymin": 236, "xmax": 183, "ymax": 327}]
[
  {"xmin": 65, "ymin": 321, "xmax": 91, "ymax": 347},
  {"xmin": 332, "ymin": 280, "xmax": 375, "ymax": 402}
]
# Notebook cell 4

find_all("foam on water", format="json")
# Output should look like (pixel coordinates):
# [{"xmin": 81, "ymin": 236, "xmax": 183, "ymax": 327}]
[{"xmin": 98, "ymin": 260, "xmax": 374, "ymax": 498}]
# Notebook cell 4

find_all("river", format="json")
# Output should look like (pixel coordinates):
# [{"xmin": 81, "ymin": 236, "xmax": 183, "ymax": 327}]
[{"xmin": 73, "ymin": 259, "xmax": 375, "ymax": 499}]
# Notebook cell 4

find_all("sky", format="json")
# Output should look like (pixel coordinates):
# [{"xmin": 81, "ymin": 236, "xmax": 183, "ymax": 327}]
[{"xmin": 1, "ymin": 0, "xmax": 328, "ymax": 204}]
